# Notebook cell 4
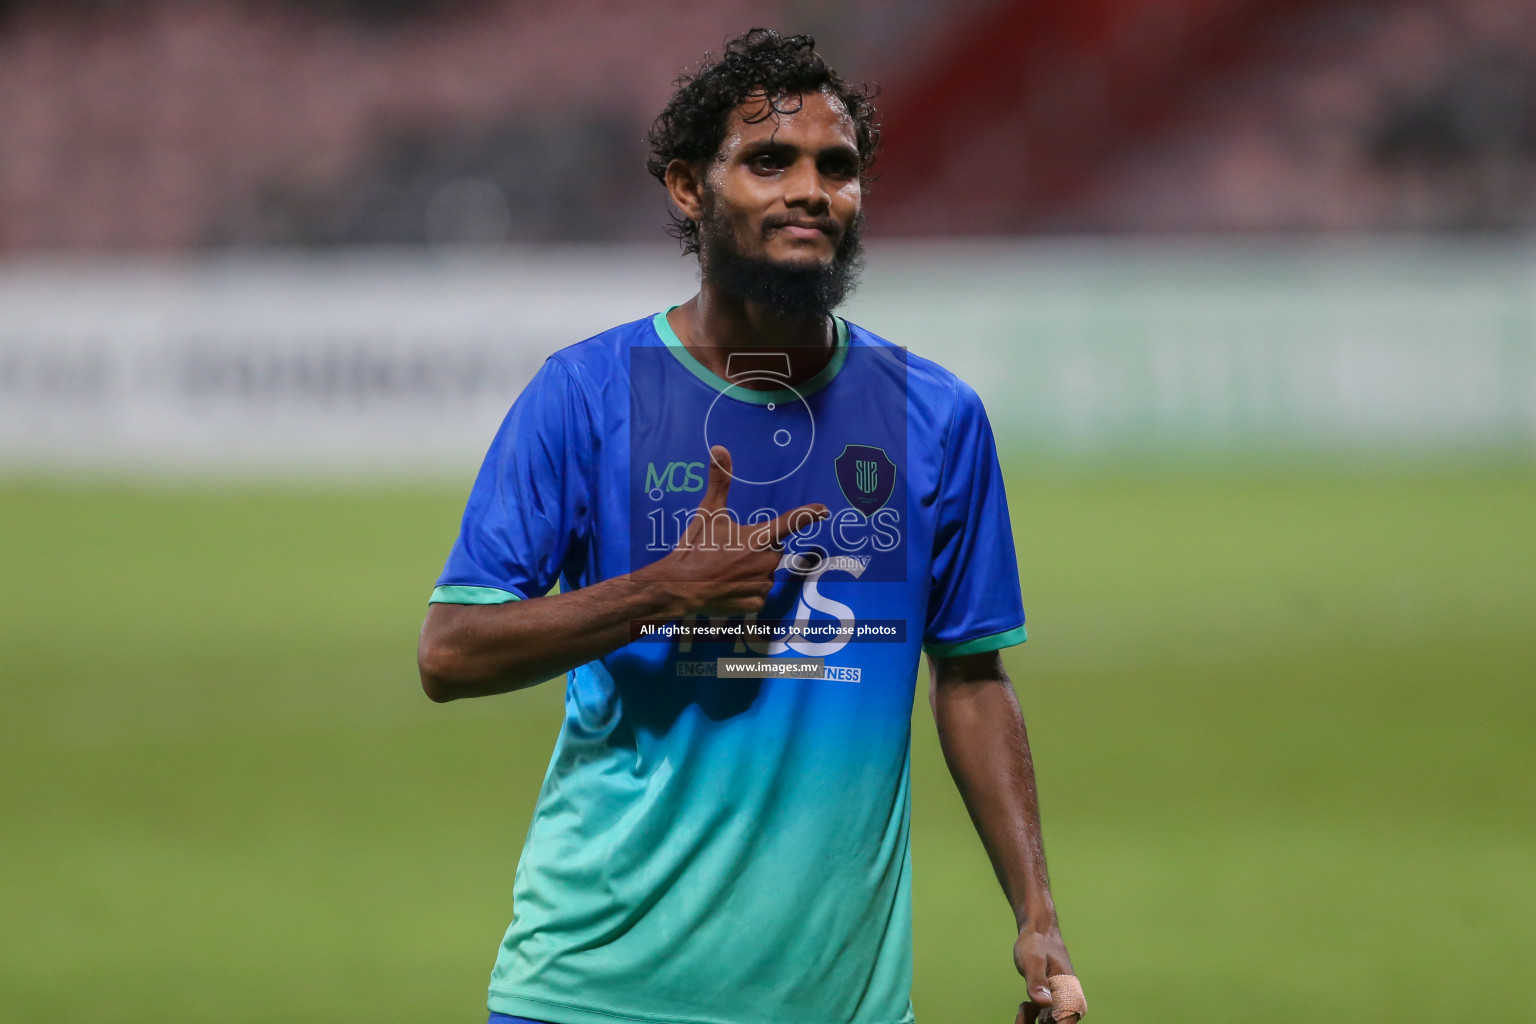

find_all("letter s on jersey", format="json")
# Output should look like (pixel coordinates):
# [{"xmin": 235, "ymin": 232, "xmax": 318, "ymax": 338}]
[{"xmin": 764, "ymin": 554, "xmax": 869, "ymax": 658}]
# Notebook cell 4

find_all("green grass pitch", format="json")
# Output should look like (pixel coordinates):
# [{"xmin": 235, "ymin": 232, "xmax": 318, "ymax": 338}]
[{"xmin": 2, "ymin": 460, "xmax": 1532, "ymax": 1022}]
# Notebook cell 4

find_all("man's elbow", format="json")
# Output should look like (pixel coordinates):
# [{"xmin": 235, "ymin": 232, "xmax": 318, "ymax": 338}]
[{"xmin": 417, "ymin": 638, "xmax": 469, "ymax": 703}]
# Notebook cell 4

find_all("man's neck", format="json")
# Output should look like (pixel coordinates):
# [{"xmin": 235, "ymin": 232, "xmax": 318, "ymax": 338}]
[{"xmin": 665, "ymin": 284, "xmax": 835, "ymax": 391}]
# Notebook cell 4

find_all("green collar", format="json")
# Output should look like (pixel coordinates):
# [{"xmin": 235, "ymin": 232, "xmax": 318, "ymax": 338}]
[{"xmin": 650, "ymin": 307, "xmax": 850, "ymax": 406}]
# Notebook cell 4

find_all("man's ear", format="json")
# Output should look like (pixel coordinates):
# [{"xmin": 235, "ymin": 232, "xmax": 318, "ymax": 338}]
[{"xmin": 665, "ymin": 158, "xmax": 706, "ymax": 223}]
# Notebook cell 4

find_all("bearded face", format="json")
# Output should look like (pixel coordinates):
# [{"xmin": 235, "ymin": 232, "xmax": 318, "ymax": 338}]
[{"xmin": 697, "ymin": 192, "xmax": 865, "ymax": 316}]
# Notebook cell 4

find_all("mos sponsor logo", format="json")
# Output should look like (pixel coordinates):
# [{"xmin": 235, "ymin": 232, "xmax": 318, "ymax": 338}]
[{"xmin": 646, "ymin": 461, "xmax": 705, "ymax": 500}]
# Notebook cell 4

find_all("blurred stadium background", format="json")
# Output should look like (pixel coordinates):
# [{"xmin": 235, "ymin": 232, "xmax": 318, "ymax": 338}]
[{"xmin": 2, "ymin": 1, "xmax": 1533, "ymax": 1022}]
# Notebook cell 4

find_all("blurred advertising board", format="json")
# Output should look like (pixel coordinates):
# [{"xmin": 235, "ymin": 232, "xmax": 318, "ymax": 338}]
[
  {"xmin": 2, "ymin": 240, "xmax": 1532, "ymax": 476},
  {"xmin": 0, "ymin": 248, "xmax": 693, "ymax": 477},
  {"xmin": 853, "ymin": 240, "xmax": 1536, "ymax": 456}
]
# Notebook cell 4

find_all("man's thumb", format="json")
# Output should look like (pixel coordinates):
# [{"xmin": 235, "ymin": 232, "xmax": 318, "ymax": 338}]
[
  {"xmin": 1021, "ymin": 950, "xmax": 1051, "ymax": 1006},
  {"xmin": 699, "ymin": 446, "xmax": 731, "ymax": 510}
]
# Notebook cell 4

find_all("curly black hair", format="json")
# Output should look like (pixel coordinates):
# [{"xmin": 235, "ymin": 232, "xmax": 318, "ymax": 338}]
[{"xmin": 646, "ymin": 28, "xmax": 880, "ymax": 254}]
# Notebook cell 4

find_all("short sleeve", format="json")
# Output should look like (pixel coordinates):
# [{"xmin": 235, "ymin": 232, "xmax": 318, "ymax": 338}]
[
  {"xmin": 432, "ymin": 357, "xmax": 594, "ymax": 605},
  {"xmin": 922, "ymin": 380, "xmax": 1027, "ymax": 657}
]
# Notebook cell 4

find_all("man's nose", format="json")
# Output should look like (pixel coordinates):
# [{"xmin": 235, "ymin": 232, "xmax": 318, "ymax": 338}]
[{"xmin": 784, "ymin": 158, "xmax": 829, "ymax": 210}]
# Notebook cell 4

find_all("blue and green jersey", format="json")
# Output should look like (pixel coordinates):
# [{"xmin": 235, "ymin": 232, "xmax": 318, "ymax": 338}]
[{"xmin": 434, "ymin": 310, "xmax": 1026, "ymax": 1024}]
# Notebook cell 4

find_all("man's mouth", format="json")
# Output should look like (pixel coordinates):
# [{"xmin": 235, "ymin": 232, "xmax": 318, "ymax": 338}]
[{"xmin": 764, "ymin": 218, "xmax": 838, "ymax": 241}]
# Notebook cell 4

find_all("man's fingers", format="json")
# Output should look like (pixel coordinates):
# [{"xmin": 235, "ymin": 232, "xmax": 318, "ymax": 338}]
[
  {"xmin": 754, "ymin": 502, "xmax": 829, "ymax": 549},
  {"xmin": 1027, "ymin": 976, "xmax": 1085, "ymax": 1023},
  {"xmin": 699, "ymin": 446, "xmax": 732, "ymax": 512},
  {"xmin": 1026, "ymin": 1000, "xmax": 1051, "ymax": 1024}
]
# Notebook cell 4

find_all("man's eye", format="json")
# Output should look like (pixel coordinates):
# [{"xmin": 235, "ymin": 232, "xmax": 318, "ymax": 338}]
[{"xmin": 751, "ymin": 155, "xmax": 782, "ymax": 172}]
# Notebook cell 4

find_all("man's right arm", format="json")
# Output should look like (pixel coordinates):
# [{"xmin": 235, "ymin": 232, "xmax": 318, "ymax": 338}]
[
  {"xmin": 418, "ymin": 576, "xmax": 685, "ymax": 702},
  {"xmin": 417, "ymin": 445, "xmax": 826, "ymax": 702}
]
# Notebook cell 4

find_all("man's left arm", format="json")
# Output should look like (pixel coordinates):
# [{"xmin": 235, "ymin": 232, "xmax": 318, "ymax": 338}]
[{"xmin": 928, "ymin": 648, "xmax": 1080, "ymax": 1024}]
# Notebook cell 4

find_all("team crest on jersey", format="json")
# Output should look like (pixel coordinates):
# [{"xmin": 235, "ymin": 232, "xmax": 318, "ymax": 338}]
[{"xmin": 835, "ymin": 444, "xmax": 896, "ymax": 517}]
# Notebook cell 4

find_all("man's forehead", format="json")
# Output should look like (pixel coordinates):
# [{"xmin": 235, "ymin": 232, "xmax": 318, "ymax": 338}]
[{"xmin": 720, "ymin": 88, "xmax": 856, "ymax": 149}]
